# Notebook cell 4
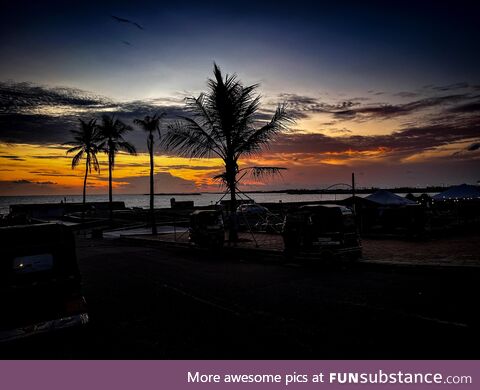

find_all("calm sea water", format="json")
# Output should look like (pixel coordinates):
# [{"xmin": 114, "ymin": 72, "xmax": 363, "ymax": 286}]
[
  {"xmin": 1, "ymin": 192, "xmax": 438, "ymax": 216},
  {"xmin": 0, "ymin": 192, "xmax": 362, "ymax": 215}
]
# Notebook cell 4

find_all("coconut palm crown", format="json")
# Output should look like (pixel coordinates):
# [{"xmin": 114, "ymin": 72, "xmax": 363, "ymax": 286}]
[
  {"xmin": 163, "ymin": 63, "xmax": 294, "ymax": 240},
  {"xmin": 65, "ymin": 118, "xmax": 102, "ymax": 211}
]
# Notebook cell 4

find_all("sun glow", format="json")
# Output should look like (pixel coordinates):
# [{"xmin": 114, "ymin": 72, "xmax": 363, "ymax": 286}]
[{"xmin": 0, "ymin": 143, "xmax": 226, "ymax": 193}]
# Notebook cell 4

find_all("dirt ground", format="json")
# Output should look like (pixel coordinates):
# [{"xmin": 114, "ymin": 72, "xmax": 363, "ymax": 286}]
[
  {"xmin": 128, "ymin": 230, "xmax": 480, "ymax": 267},
  {"xmin": 362, "ymin": 234, "xmax": 480, "ymax": 266}
]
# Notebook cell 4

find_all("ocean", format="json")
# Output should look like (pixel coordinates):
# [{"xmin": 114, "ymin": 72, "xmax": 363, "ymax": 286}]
[{"xmin": 0, "ymin": 192, "xmax": 362, "ymax": 215}]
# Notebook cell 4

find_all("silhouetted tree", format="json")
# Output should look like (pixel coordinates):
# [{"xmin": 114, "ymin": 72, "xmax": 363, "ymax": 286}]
[
  {"xmin": 134, "ymin": 113, "xmax": 166, "ymax": 234},
  {"xmin": 65, "ymin": 119, "xmax": 102, "ymax": 214},
  {"xmin": 97, "ymin": 114, "xmax": 137, "ymax": 219},
  {"xmin": 163, "ymin": 64, "xmax": 293, "ymax": 241}
]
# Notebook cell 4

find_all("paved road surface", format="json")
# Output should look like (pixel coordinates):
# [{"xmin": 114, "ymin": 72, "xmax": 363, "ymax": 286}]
[{"xmin": 2, "ymin": 237, "xmax": 479, "ymax": 359}]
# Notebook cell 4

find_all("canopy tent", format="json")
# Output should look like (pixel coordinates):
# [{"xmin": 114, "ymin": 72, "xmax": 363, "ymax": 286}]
[
  {"xmin": 364, "ymin": 190, "xmax": 417, "ymax": 206},
  {"xmin": 433, "ymin": 184, "xmax": 480, "ymax": 200}
]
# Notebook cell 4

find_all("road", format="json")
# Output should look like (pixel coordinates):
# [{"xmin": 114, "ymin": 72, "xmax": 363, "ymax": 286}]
[{"xmin": 2, "ymin": 237, "xmax": 479, "ymax": 359}]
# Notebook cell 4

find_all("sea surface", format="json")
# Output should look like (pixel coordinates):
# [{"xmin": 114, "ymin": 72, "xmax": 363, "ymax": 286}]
[
  {"xmin": 0, "ymin": 192, "xmax": 436, "ymax": 215},
  {"xmin": 0, "ymin": 193, "xmax": 362, "ymax": 215}
]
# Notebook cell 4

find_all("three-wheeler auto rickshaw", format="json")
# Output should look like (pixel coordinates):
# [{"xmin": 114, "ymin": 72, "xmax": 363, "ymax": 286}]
[
  {"xmin": 282, "ymin": 204, "xmax": 362, "ymax": 261},
  {"xmin": 189, "ymin": 209, "xmax": 225, "ymax": 248},
  {"xmin": 0, "ymin": 223, "xmax": 88, "ymax": 343}
]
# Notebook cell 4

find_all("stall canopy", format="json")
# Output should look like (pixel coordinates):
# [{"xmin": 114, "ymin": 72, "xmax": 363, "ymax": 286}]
[
  {"xmin": 364, "ymin": 190, "xmax": 417, "ymax": 206},
  {"xmin": 432, "ymin": 184, "xmax": 480, "ymax": 200}
]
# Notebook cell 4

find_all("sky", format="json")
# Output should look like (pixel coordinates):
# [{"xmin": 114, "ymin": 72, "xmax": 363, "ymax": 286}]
[{"xmin": 1, "ymin": 0, "xmax": 479, "ymax": 195}]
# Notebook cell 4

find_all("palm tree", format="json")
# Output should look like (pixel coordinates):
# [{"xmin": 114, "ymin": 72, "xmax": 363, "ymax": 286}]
[
  {"xmin": 163, "ymin": 64, "xmax": 294, "ymax": 241},
  {"xmin": 97, "ymin": 114, "xmax": 137, "ymax": 219},
  {"xmin": 134, "ymin": 113, "xmax": 166, "ymax": 234},
  {"xmin": 65, "ymin": 118, "xmax": 101, "ymax": 214}
]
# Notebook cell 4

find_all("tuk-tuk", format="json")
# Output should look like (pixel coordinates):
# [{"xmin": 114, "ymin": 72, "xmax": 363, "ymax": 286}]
[
  {"xmin": 189, "ymin": 210, "xmax": 225, "ymax": 247},
  {"xmin": 282, "ymin": 204, "xmax": 361, "ymax": 261},
  {"xmin": 0, "ymin": 223, "xmax": 88, "ymax": 343}
]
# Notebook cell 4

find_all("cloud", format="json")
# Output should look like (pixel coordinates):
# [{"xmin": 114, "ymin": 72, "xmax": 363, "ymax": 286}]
[
  {"xmin": 2, "ymin": 80, "xmax": 480, "ymax": 177},
  {"xmin": 112, "ymin": 172, "xmax": 198, "ymax": 193},
  {"xmin": 430, "ymin": 82, "xmax": 469, "ymax": 92},
  {"xmin": 273, "ymin": 90, "xmax": 480, "ymax": 125},
  {"xmin": 28, "ymin": 170, "xmax": 79, "ymax": 177},
  {"xmin": 448, "ymin": 100, "xmax": 480, "ymax": 114},
  {"xmin": 0, "ymin": 81, "xmax": 185, "ymax": 148},
  {"xmin": 0, "ymin": 155, "xmax": 26, "ymax": 161},
  {"xmin": 30, "ymin": 155, "xmax": 68, "ymax": 159},
  {"xmin": 271, "ymin": 115, "xmax": 480, "ymax": 158},
  {"xmin": 332, "ymin": 94, "xmax": 471, "ymax": 121},
  {"xmin": 394, "ymin": 91, "xmax": 421, "ymax": 98},
  {"xmin": 467, "ymin": 142, "xmax": 480, "ymax": 151},
  {"xmin": 327, "ymin": 128, "xmax": 352, "ymax": 134},
  {"xmin": 0, "ymin": 179, "xmax": 62, "ymax": 196},
  {"xmin": 12, "ymin": 179, "xmax": 57, "ymax": 185},
  {"xmin": 157, "ymin": 164, "xmax": 223, "ymax": 171},
  {"xmin": 277, "ymin": 93, "xmax": 360, "ymax": 119},
  {"xmin": 0, "ymin": 81, "xmax": 109, "ymax": 112}
]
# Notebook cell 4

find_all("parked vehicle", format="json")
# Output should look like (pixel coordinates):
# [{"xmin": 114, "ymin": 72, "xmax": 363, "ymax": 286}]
[
  {"xmin": 237, "ymin": 203, "xmax": 269, "ymax": 230},
  {"xmin": 189, "ymin": 210, "xmax": 225, "ymax": 247},
  {"xmin": 0, "ymin": 223, "xmax": 88, "ymax": 343},
  {"xmin": 282, "ymin": 204, "xmax": 361, "ymax": 261},
  {"xmin": 237, "ymin": 203, "xmax": 269, "ymax": 215}
]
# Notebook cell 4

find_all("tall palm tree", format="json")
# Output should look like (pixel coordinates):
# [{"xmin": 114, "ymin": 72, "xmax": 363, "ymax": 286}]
[
  {"xmin": 97, "ymin": 114, "xmax": 137, "ymax": 219},
  {"xmin": 134, "ymin": 113, "xmax": 166, "ymax": 235},
  {"xmin": 65, "ymin": 118, "xmax": 101, "ymax": 214},
  {"xmin": 163, "ymin": 64, "xmax": 294, "ymax": 241}
]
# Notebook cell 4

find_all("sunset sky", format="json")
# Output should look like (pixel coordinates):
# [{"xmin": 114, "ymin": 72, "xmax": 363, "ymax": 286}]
[{"xmin": 1, "ymin": 0, "xmax": 479, "ymax": 195}]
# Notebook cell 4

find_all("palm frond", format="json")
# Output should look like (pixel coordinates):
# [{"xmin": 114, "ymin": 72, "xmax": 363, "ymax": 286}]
[
  {"xmin": 239, "ymin": 166, "xmax": 287, "ymax": 181},
  {"xmin": 134, "ymin": 112, "xmax": 166, "ymax": 139},
  {"xmin": 91, "ymin": 153, "xmax": 100, "ymax": 173},
  {"xmin": 235, "ymin": 103, "xmax": 294, "ymax": 157},
  {"xmin": 65, "ymin": 117, "xmax": 102, "ymax": 175},
  {"xmin": 186, "ymin": 95, "xmax": 218, "ymax": 133},
  {"xmin": 118, "ymin": 141, "xmax": 137, "ymax": 155},
  {"xmin": 66, "ymin": 145, "xmax": 83, "ymax": 154},
  {"xmin": 163, "ymin": 120, "xmax": 224, "ymax": 159},
  {"xmin": 71, "ymin": 150, "xmax": 84, "ymax": 169},
  {"xmin": 133, "ymin": 118, "xmax": 147, "ymax": 128}
]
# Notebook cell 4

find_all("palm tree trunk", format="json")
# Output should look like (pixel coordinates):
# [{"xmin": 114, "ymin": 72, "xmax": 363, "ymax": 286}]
[
  {"xmin": 108, "ymin": 150, "xmax": 113, "ymax": 221},
  {"xmin": 83, "ymin": 157, "xmax": 89, "ymax": 219},
  {"xmin": 149, "ymin": 134, "xmax": 157, "ymax": 235},
  {"xmin": 227, "ymin": 165, "xmax": 238, "ymax": 242}
]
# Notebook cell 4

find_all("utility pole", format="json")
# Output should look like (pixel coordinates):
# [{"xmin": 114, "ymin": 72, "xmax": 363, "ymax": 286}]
[{"xmin": 351, "ymin": 172, "xmax": 356, "ymax": 215}]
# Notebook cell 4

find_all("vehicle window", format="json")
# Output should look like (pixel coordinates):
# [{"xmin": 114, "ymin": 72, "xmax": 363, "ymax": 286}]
[{"xmin": 12, "ymin": 253, "xmax": 54, "ymax": 274}]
